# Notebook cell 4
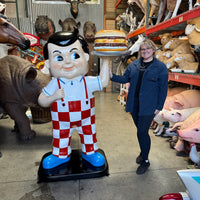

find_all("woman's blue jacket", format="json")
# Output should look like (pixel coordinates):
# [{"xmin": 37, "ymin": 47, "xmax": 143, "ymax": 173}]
[{"xmin": 111, "ymin": 58, "xmax": 168, "ymax": 116}]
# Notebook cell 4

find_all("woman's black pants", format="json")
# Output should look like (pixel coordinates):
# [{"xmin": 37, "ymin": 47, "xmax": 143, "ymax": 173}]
[{"xmin": 131, "ymin": 112, "xmax": 155, "ymax": 161}]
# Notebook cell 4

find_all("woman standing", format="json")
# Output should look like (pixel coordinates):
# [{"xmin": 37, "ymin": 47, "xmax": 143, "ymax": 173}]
[{"xmin": 110, "ymin": 39, "xmax": 168, "ymax": 174}]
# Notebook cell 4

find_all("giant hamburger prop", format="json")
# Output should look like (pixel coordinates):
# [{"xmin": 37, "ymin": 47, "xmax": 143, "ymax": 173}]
[{"xmin": 94, "ymin": 30, "xmax": 128, "ymax": 52}]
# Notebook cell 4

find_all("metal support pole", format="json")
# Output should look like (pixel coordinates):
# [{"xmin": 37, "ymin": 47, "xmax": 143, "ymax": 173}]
[
  {"xmin": 15, "ymin": 0, "xmax": 20, "ymax": 29},
  {"xmin": 145, "ymin": 0, "xmax": 150, "ymax": 33},
  {"xmin": 3, "ymin": 0, "xmax": 20, "ymax": 29},
  {"xmin": 26, "ymin": 0, "xmax": 34, "ymax": 34}
]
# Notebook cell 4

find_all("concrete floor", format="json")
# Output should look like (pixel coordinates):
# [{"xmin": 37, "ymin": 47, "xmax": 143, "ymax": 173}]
[{"xmin": 0, "ymin": 92, "xmax": 189, "ymax": 200}]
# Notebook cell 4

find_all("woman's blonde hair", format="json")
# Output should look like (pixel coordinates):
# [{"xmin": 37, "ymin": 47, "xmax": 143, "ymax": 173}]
[{"xmin": 138, "ymin": 38, "xmax": 157, "ymax": 58}]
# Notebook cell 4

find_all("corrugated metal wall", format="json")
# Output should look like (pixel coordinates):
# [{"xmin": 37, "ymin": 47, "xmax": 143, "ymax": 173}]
[{"xmin": 7, "ymin": 0, "xmax": 104, "ymax": 36}]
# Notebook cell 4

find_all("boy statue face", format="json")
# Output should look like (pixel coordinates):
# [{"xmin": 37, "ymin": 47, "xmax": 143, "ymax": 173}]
[{"xmin": 45, "ymin": 40, "xmax": 89, "ymax": 80}]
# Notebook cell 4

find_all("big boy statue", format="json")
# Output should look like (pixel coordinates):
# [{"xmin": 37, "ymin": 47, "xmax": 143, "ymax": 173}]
[{"xmin": 38, "ymin": 29, "xmax": 110, "ymax": 169}]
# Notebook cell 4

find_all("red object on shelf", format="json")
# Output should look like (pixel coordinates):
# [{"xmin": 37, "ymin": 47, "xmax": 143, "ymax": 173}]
[
  {"xmin": 126, "ymin": 26, "xmax": 146, "ymax": 39},
  {"xmin": 151, "ymin": 30, "xmax": 185, "ymax": 41},
  {"xmin": 146, "ymin": 6, "xmax": 200, "ymax": 36},
  {"xmin": 168, "ymin": 72, "xmax": 200, "ymax": 86}
]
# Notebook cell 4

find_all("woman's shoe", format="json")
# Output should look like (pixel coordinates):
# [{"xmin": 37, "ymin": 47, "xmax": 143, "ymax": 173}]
[
  {"xmin": 136, "ymin": 154, "xmax": 143, "ymax": 164},
  {"xmin": 136, "ymin": 160, "xmax": 150, "ymax": 175}
]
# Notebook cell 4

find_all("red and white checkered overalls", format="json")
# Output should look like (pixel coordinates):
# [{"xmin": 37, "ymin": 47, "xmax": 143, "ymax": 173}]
[{"xmin": 47, "ymin": 76, "xmax": 100, "ymax": 159}]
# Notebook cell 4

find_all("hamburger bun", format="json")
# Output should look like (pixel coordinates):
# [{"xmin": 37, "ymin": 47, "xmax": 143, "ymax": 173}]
[{"xmin": 94, "ymin": 30, "xmax": 128, "ymax": 52}]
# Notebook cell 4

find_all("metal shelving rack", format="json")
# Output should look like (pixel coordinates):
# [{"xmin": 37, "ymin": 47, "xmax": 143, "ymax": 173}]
[
  {"xmin": 168, "ymin": 72, "xmax": 200, "ymax": 87},
  {"xmin": 146, "ymin": 6, "xmax": 200, "ymax": 36},
  {"xmin": 115, "ymin": 1, "xmax": 200, "ymax": 87},
  {"xmin": 125, "ymin": 5, "xmax": 200, "ymax": 38}
]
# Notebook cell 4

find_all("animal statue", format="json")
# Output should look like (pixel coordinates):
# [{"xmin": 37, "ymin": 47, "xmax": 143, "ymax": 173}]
[
  {"xmin": 153, "ymin": 109, "xmax": 167, "ymax": 136},
  {"xmin": 189, "ymin": 143, "xmax": 200, "ymax": 167},
  {"xmin": 129, "ymin": 34, "xmax": 145, "ymax": 55},
  {"xmin": 127, "ymin": 4, "xmax": 144, "ymax": 32},
  {"xmin": 127, "ymin": 0, "xmax": 160, "ymax": 28},
  {"xmin": 65, "ymin": 0, "xmax": 86, "ymax": 19},
  {"xmin": 127, "ymin": 0, "xmax": 193, "ymax": 28},
  {"xmin": 162, "ymin": 107, "xmax": 200, "ymax": 137},
  {"xmin": 83, "ymin": 21, "xmax": 96, "ymax": 43},
  {"xmin": 155, "ymin": 0, "xmax": 167, "ymax": 24},
  {"xmin": 59, "ymin": 17, "xmax": 81, "ymax": 32},
  {"xmin": 0, "ymin": 2, "xmax": 6, "ymax": 15},
  {"xmin": 194, "ymin": 0, "xmax": 200, "ymax": 7},
  {"xmin": 162, "ymin": 107, "xmax": 200, "ymax": 124},
  {"xmin": 155, "ymin": 33, "xmax": 173, "ymax": 62},
  {"xmin": 115, "ymin": 15, "xmax": 124, "ymax": 31},
  {"xmin": 174, "ymin": 56, "xmax": 199, "ymax": 72},
  {"xmin": 155, "ymin": 50, "xmax": 169, "ymax": 63},
  {"xmin": 185, "ymin": 16, "xmax": 200, "ymax": 73},
  {"xmin": 175, "ymin": 111, "xmax": 200, "ymax": 167},
  {"xmin": 185, "ymin": 16, "xmax": 200, "ymax": 46},
  {"xmin": 126, "ymin": 5, "xmax": 137, "ymax": 32},
  {"xmin": 129, "ymin": 10, "xmax": 137, "ymax": 33},
  {"xmin": 82, "ymin": 21, "xmax": 97, "ymax": 76},
  {"xmin": 156, "ymin": 34, "xmax": 196, "ymax": 71},
  {"xmin": 166, "ymin": 53, "xmax": 196, "ymax": 70},
  {"xmin": 151, "ymin": 87, "xmax": 186, "ymax": 134},
  {"xmin": 178, "ymin": 117, "xmax": 200, "ymax": 143},
  {"xmin": 171, "ymin": 109, "xmax": 200, "ymax": 152},
  {"xmin": 164, "ymin": 89, "xmax": 200, "ymax": 110},
  {"xmin": 0, "ymin": 55, "xmax": 51, "ymax": 140},
  {"xmin": 167, "ymin": 87, "xmax": 187, "ymax": 97},
  {"xmin": 0, "ymin": 14, "xmax": 30, "ymax": 57},
  {"xmin": 116, "ymin": 14, "xmax": 131, "ymax": 34},
  {"xmin": 160, "ymin": 33, "xmax": 173, "ymax": 48},
  {"xmin": 165, "ymin": 0, "xmax": 193, "ymax": 20},
  {"xmin": 34, "ymin": 15, "xmax": 55, "ymax": 42},
  {"xmin": 163, "ymin": 38, "xmax": 193, "ymax": 57},
  {"xmin": 116, "ymin": 4, "xmax": 144, "ymax": 34}
]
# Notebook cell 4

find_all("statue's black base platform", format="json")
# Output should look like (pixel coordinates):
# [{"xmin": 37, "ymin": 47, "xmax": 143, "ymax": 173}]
[{"xmin": 37, "ymin": 149, "xmax": 109, "ymax": 183}]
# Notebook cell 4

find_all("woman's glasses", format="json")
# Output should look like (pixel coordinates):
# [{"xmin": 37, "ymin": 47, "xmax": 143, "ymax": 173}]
[{"xmin": 140, "ymin": 47, "xmax": 152, "ymax": 51}]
